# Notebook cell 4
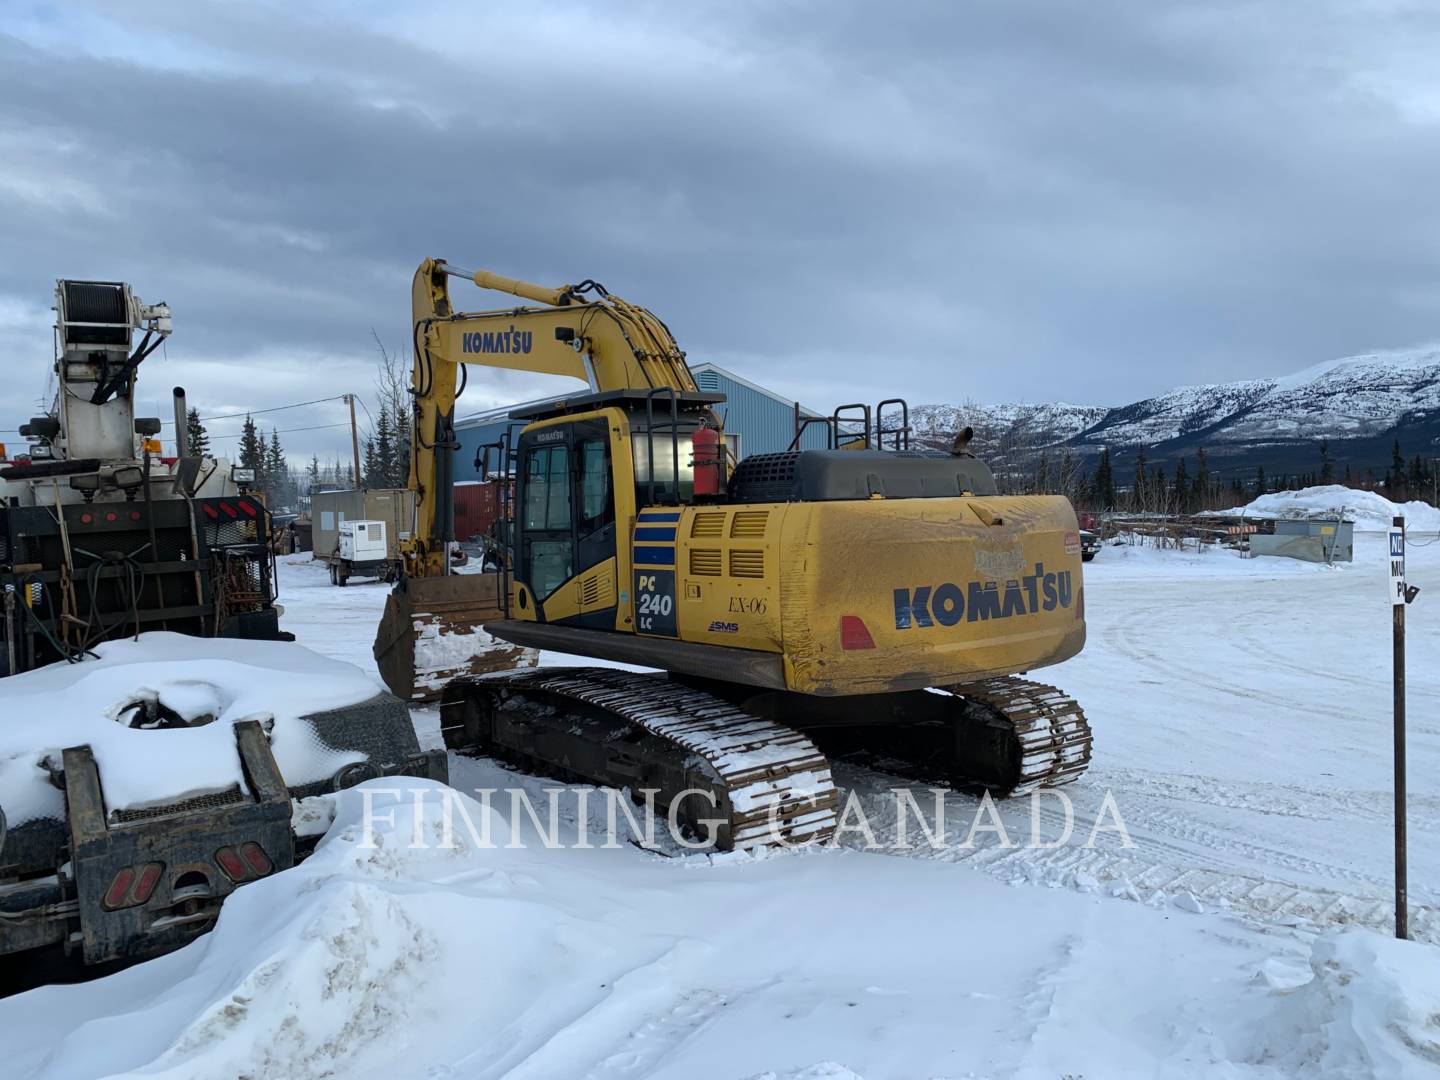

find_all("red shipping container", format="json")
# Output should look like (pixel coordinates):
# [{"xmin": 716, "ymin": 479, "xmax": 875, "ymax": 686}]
[{"xmin": 453, "ymin": 480, "xmax": 509, "ymax": 541}]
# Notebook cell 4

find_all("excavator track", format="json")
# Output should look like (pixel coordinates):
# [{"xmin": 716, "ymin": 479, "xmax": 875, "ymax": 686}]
[
  {"xmin": 933, "ymin": 677, "xmax": 1093, "ymax": 796},
  {"xmin": 440, "ymin": 667, "xmax": 840, "ymax": 850},
  {"xmin": 740, "ymin": 675, "xmax": 1093, "ymax": 800}
]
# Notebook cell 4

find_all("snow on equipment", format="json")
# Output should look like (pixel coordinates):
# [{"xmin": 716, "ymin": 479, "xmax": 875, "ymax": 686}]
[
  {"xmin": 375, "ymin": 259, "xmax": 1093, "ymax": 848},
  {"xmin": 0, "ymin": 281, "xmax": 445, "ymax": 980}
]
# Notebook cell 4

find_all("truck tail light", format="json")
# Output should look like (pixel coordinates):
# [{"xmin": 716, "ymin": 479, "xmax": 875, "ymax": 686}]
[
  {"xmin": 240, "ymin": 842, "xmax": 272, "ymax": 876},
  {"xmin": 101, "ymin": 861, "xmax": 165, "ymax": 910},
  {"xmin": 216, "ymin": 843, "xmax": 274, "ymax": 882},
  {"xmin": 102, "ymin": 867, "xmax": 135, "ymax": 910},
  {"xmin": 215, "ymin": 846, "xmax": 248, "ymax": 881}
]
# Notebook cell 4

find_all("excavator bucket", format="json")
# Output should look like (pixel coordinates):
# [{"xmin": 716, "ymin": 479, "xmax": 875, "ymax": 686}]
[{"xmin": 373, "ymin": 573, "xmax": 538, "ymax": 704}]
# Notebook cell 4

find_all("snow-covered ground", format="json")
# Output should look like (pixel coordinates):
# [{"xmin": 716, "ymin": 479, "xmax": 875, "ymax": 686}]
[{"xmin": 5, "ymin": 533, "xmax": 1440, "ymax": 1078}]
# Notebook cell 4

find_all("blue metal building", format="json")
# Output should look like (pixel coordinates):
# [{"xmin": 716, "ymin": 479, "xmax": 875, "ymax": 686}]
[{"xmin": 453, "ymin": 362, "xmax": 829, "ymax": 482}]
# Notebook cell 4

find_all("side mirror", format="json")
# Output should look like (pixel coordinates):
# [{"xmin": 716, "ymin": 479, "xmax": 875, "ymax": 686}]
[{"xmin": 134, "ymin": 417, "xmax": 163, "ymax": 436}]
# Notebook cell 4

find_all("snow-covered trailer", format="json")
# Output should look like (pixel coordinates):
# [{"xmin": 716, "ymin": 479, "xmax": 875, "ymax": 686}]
[{"xmin": 0, "ymin": 639, "xmax": 446, "ymax": 979}]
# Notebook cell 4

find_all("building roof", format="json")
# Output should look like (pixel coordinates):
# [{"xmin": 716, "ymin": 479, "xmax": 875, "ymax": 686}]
[{"xmin": 690, "ymin": 362, "xmax": 821, "ymax": 417}]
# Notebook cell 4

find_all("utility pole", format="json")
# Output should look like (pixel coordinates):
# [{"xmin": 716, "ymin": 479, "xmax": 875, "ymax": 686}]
[{"xmin": 346, "ymin": 394, "xmax": 362, "ymax": 491}]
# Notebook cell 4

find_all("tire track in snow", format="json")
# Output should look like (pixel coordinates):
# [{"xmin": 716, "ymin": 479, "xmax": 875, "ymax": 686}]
[{"xmin": 838, "ymin": 769, "xmax": 1439, "ymax": 945}]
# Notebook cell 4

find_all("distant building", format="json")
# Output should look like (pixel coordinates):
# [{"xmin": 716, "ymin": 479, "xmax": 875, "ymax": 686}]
[{"xmin": 452, "ymin": 362, "xmax": 830, "ymax": 481}]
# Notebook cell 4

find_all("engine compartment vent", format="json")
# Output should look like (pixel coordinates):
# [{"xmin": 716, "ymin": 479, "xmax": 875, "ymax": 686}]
[
  {"xmin": 729, "ymin": 550, "xmax": 765, "ymax": 578},
  {"xmin": 690, "ymin": 549, "xmax": 722, "ymax": 576},
  {"xmin": 730, "ymin": 511, "xmax": 769, "ymax": 538},
  {"xmin": 691, "ymin": 512, "xmax": 726, "ymax": 538}
]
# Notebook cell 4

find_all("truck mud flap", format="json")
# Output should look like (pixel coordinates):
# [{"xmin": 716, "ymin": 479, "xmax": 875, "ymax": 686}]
[{"xmin": 65, "ymin": 720, "xmax": 295, "ymax": 966}]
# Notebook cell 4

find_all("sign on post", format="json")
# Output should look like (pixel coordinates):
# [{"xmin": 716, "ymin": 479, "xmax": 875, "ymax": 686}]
[{"xmin": 1389, "ymin": 525, "xmax": 1406, "ymax": 605}]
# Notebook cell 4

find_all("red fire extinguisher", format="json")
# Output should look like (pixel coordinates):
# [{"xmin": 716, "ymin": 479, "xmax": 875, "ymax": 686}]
[{"xmin": 691, "ymin": 424, "xmax": 724, "ymax": 497}]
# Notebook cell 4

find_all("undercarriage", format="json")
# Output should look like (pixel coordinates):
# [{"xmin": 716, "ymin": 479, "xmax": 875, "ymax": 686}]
[{"xmin": 439, "ymin": 667, "xmax": 1093, "ymax": 850}]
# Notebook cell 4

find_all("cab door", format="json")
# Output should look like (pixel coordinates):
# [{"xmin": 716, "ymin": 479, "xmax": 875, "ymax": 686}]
[{"xmin": 515, "ymin": 416, "xmax": 618, "ymax": 627}]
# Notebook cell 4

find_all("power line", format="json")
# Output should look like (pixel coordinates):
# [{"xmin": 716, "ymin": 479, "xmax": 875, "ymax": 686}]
[
  {"xmin": 205, "ymin": 422, "xmax": 353, "ymax": 441},
  {"xmin": 161, "ymin": 394, "xmax": 352, "ymax": 427},
  {"xmin": 3, "ymin": 394, "xmax": 356, "ymax": 435}
]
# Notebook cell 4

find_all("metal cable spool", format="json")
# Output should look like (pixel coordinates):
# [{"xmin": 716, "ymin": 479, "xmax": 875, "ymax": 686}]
[{"xmin": 61, "ymin": 281, "xmax": 129, "ymax": 346}]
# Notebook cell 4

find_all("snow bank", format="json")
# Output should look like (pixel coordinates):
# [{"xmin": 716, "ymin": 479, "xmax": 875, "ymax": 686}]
[
  {"xmin": 13, "ymin": 781, "xmax": 1440, "ymax": 1079},
  {"xmin": 0, "ymin": 633, "xmax": 382, "ymax": 824},
  {"xmin": 1221, "ymin": 484, "xmax": 1440, "ymax": 532},
  {"xmin": 1250, "ymin": 928, "xmax": 1440, "ymax": 1078}
]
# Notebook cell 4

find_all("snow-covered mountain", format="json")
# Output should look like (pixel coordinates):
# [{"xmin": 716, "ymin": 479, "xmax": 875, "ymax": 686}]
[{"xmin": 913, "ymin": 345, "xmax": 1440, "ymax": 476}]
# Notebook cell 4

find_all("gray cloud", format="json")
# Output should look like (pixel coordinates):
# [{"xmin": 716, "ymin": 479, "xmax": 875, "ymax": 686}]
[{"xmin": 2, "ymin": 0, "xmax": 1438, "ymax": 460}]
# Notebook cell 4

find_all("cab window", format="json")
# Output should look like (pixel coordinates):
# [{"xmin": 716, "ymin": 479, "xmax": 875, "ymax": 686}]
[
  {"xmin": 578, "ymin": 438, "xmax": 611, "ymax": 532},
  {"xmin": 523, "ymin": 445, "xmax": 571, "ymax": 531}
]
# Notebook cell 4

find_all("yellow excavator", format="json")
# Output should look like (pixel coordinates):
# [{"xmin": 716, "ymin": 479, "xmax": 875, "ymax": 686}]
[{"xmin": 375, "ymin": 258, "xmax": 1092, "ymax": 849}]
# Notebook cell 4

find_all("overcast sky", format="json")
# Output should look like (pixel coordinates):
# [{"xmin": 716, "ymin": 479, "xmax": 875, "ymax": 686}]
[{"xmin": 3, "ymin": 0, "xmax": 1439, "ymax": 461}]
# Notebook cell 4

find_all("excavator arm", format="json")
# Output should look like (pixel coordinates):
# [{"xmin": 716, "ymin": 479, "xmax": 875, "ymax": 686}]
[
  {"xmin": 406, "ymin": 258, "xmax": 699, "ymax": 577},
  {"xmin": 375, "ymin": 258, "xmax": 703, "ymax": 703}
]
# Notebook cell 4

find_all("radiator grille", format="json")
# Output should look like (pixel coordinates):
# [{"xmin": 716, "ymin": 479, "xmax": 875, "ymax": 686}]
[
  {"xmin": 580, "ymin": 575, "xmax": 601, "ymax": 605},
  {"xmin": 729, "ymin": 550, "xmax": 765, "ymax": 578},
  {"xmin": 690, "ymin": 512, "xmax": 726, "ymax": 538},
  {"xmin": 730, "ymin": 511, "xmax": 769, "ymax": 538},
  {"xmin": 690, "ymin": 549, "xmax": 723, "ymax": 576},
  {"xmin": 577, "ymin": 571, "xmax": 615, "ymax": 608},
  {"xmin": 111, "ymin": 786, "xmax": 246, "ymax": 824}
]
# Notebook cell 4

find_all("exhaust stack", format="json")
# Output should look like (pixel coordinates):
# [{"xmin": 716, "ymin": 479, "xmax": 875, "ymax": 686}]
[{"xmin": 172, "ymin": 386, "xmax": 187, "ymax": 457}]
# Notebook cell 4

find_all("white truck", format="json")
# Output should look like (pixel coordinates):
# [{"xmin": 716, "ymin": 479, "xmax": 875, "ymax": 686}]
[{"xmin": 329, "ymin": 519, "xmax": 394, "ymax": 585}]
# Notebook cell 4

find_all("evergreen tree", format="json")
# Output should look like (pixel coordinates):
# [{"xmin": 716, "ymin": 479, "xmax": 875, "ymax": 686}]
[
  {"xmin": 1319, "ymin": 440, "xmax": 1334, "ymax": 485},
  {"xmin": 265, "ymin": 429, "xmax": 288, "ymax": 504},
  {"xmin": 1389, "ymin": 439, "xmax": 1406, "ymax": 494},
  {"xmin": 238, "ymin": 415, "xmax": 265, "ymax": 485},
  {"xmin": 1253, "ymin": 464, "xmax": 1266, "ymax": 497},
  {"xmin": 1193, "ymin": 449, "xmax": 1210, "ymax": 509},
  {"xmin": 267, "ymin": 429, "xmax": 286, "ymax": 479},
  {"xmin": 185, "ymin": 407, "xmax": 211, "ymax": 457},
  {"xmin": 307, "ymin": 454, "xmax": 321, "ymax": 485},
  {"xmin": 374, "ymin": 401, "xmax": 396, "ymax": 488},
  {"xmin": 1093, "ymin": 447, "xmax": 1116, "ymax": 510},
  {"xmin": 363, "ymin": 435, "xmax": 381, "ymax": 488},
  {"xmin": 1173, "ymin": 457, "xmax": 1190, "ymax": 512}
]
